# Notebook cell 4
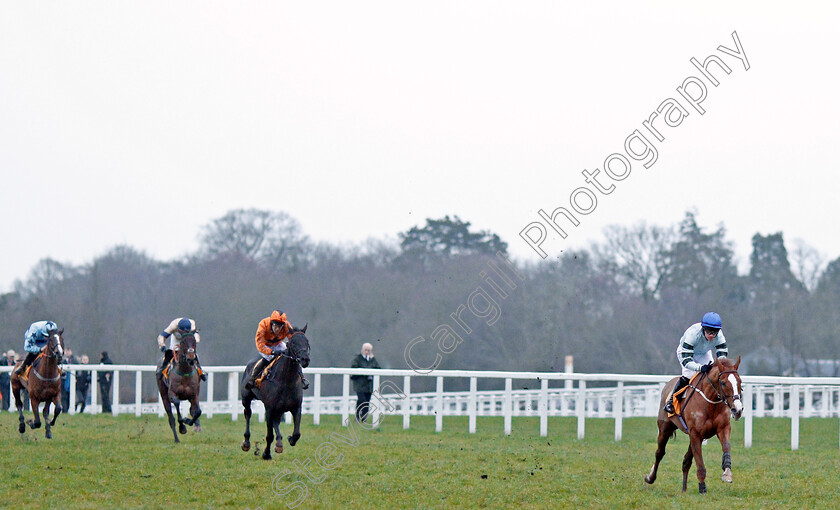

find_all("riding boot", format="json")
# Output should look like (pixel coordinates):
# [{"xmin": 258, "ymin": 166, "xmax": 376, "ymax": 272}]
[
  {"xmin": 14, "ymin": 352, "xmax": 37, "ymax": 376},
  {"xmin": 195, "ymin": 354, "xmax": 207, "ymax": 381},
  {"xmin": 246, "ymin": 358, "xmax": 270, "ymax": 390},
  {"xmin": 299, "ymin": 366, "xmax": 309, "ymax": 390},
  {"xmin": 664, "ymin": 376, "xmax": 690, "ymax": 414},
  {"xmin": 156, "ymin": 349, "xmax": 174, "ymax": 378}
]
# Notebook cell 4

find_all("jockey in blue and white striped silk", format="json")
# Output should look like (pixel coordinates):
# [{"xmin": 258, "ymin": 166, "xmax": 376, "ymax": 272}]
[
  {"xmin": 663, "ymin": 312, "xmax": 729, "ymax": 414},
  {"xmin": 14, "ymin": 320, "xmax": 60, "ymax": 376}
]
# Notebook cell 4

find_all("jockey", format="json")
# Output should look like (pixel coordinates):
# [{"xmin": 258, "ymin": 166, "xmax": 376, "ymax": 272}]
[
  {"xmin": 664, "ymin": 312, "xmax": 729, "ymax": 414},
  {"xmin": 14, "ymin": 320, "xmax": 59, "ymax": 376},
  {"xmin": 156, "ymin": 318, "xmax": 207, "ymax": 381},
  {"xmin": 245, "ymin": 310, "xmax": 309, "ymax": 390}
]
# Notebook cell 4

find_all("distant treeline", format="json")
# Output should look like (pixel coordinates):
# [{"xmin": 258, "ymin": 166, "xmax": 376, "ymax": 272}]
[{"xmin": 1, "ymin": 209, "xmax": 838, "ymax": 389}]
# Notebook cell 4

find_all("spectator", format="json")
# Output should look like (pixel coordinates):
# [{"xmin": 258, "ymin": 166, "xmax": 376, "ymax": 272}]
[
  {"xmin": 0, "ymin": 349, "xmax": 15, "ymax": 411},
  {"xmin": 75, "ymin": 354, "xmax": 91, "ymax": 414},
  {"xmin": 61, "ymin": 347, "xmax": 78, "ymax": 412},
  {"xmin": 98, "ymin": 351, "xmax": 114, "ymax": 413},
  {"xmin": 351, "ymin": 342, "xmax": 381, "ymax": 423}
]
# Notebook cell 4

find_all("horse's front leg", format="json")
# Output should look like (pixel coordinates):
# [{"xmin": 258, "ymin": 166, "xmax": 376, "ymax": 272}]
[
  {"xmin": 43, "ymin": 400, "xmax": 54, "ymax": 439},
  {"xmin": 288, "ymin": 408, "xmax": 302, "ymax": 446},
  {"xmin": 263, "ymin": 411, "xmax": 275, "ymax": 460},
  {"xmin": 173, "ymin": 399, "xmax": 187, "ymax": 435},
  {"xmin": 717, "ymin": 425, "xmax": 733, "ymax": 483},
  {"xmin": 27, "ymin": 398, "xmax": 42, "ymax": 430},
  {"xmin": 241, "ymin": 396, "xmax": 252, "ymax": 451},
  {"xmin": 187, "ymin": 397, "xmax": 202, "ymax": 432},
  {"xmin": 644, "ymin": 419, "xmax": 676, "ymax": 485},
  {"xmin": 681, "ymin": 445, "xmax": 693, "ymax": 492},
  {"xmin": 688, "ymin": 431, "xmax": 707, "ymax": 494},
  {"xmin": 49, "ymin": 394, "xmax": 62, "ymax": 426}
]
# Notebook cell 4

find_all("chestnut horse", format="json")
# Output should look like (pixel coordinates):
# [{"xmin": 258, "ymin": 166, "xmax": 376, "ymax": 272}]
[
  {"xmin": 240, "ymin": 326, "xmax": 310, "ymax": 460},
  {"xmin": 645, "ymin": 356, "xmax": 743, "ymax": 493},
  {"xmin": 156, "ymin": 332, "xmax": 202, "ymax": 443},
  {"xmin": 11, "ymin": 329, "xmax": 65, "ymax": 438}
]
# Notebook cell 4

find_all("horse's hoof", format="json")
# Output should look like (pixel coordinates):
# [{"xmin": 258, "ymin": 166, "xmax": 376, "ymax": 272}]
[
  {"xmin": 275, "ymin": 443, "xmax": 283, "ymax": 454},
  {"xmin": 262, "ymin": 450, "xmax": 272, "ymax": 461},
  {"xmin": 241, "ymin": 441, "xmax": 250, "ymax": 452},
  {"xmin": 179, "ymin": 424, "xmax": 187, "ymax": 434},
  {"xmin": 193, "ymin": 425, "xmax": 201, "ymax": 433},
  {"xmin": 45, "ymin": 431, "xmax": 52, "ymax": 439},
  {"xmin": 288, "ymin": 435, "xmax": 299, "ymax": 446},
  {"xmin": 644, "ymin": 475, "xmax": 653, "ymax": 484},
  {"xmin": 699, "ymin": 482, "xmax": 707, "ymax": 494},
  {"xmin": 721, "ymin": 468, "xmax": 733, "ymax": 483},
  {"xmin": 18, "ymin": 423, "xmax": 25, "ymax": 434}
]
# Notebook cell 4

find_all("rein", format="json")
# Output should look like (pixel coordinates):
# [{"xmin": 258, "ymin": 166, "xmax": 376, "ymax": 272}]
[{"xmin": 688, "ymin": 369, "xmax": 741, "ymax": 409}]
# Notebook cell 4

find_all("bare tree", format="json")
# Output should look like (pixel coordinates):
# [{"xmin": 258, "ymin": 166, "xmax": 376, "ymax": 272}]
[
  {"xmin": 594, "ymin": 222, "xmax": 675, "ymax": 301},
  {"xmin": 789, "ymin": 239, "xmax": 825, "ymax": 293}
]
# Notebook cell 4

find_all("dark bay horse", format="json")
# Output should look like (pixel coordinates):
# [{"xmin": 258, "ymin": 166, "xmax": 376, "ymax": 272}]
[
  {"xmin": 645, "ymin": 356, "xmax": 743, "ymax": 494},
  {"xmin": 156, "ymin": 332, "xmax": 202, "ymax": 443},
  {"xmin": 11, "ymin": 330, "xmax": 65, "ymax": 438},
  {"xmin": 240, "ymin": 326, "xmax": 311, "ymax": 460}
]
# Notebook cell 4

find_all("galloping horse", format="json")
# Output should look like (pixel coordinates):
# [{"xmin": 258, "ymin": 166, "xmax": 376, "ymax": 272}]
[
  {"xmin": 156, "ymin": 332, "xmax": 202, "ymax": 443},
  {"xmin": 11, "ymin": 329, "xmax": 65, "ymax": 438},
  {"xmin": 645, "ymin": 356, "xmax": 743, "ymax": 494},
  {"xmin": 240, "ymin": 326, "xmax": 311, "ymax": 460}
]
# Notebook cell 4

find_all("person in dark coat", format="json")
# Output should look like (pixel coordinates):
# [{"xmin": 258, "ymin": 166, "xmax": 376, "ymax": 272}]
[
  {"xmin": 98, "ymin": 351, "xmax": 114, "ymax": 413},
  {"xmin": 0, "ymin": 350, "xmax": 15, "ymax": 411},
  {"xmin": 351, "ymin": 343, "xmax": 381, "ymax": 422},
  {"xmin": 61, "ymin": 348, "xmax": 78, "ymax": 412},
  {"xmin": 75, "ymin": 354, "xmax": 91, "ymax": 414}
]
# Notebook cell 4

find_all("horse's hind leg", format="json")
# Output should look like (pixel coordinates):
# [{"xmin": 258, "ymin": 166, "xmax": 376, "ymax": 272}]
[
  {"xmin": 681, "ymin": 445, "xmax": 693, "ymax": 492},
  {"xmin": 263, "ymin": 411, "xmax": 275, "ymax": 460},
  {"xmin": 274, "ymin": 416, "xmax": 283, "ymax": 454},
  {"xmin": 14, "ymin": 386, "xmax": 26, "ymax": 434},
  {"xmin": 644, "ymin": 419, "xmax": 676, "ymax": 484}
]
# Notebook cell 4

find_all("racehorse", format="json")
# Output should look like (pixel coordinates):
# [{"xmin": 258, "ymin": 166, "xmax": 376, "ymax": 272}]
[
  {"xmin": 240, "ymin": 325, "xmax": 311, "ymax": 460},
  {"xmin": 644, "ymin": 356, "xmax": 743, "ymax": 493},
  {"xmin": 10, "ymin": 329, "xmax": 65, "ymax": 438},
  {"xmin": 156, "ymin": 332, "xmax": 202, "ymax": 443}
]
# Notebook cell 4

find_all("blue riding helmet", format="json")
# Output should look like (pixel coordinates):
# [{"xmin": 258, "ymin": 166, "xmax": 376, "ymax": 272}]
[
  {"xmin": 177, "ymin": 318, "xmax": 192, "ymax": 332},
  {"xmin": 701, "ymin": 312, "xmax": 722, "ymax": 329}
]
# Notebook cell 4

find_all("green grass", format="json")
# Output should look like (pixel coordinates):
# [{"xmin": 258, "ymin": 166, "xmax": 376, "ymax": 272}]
[{"xmin": 1, "ymin": 410, "xmax": 839, "ymax": 509}]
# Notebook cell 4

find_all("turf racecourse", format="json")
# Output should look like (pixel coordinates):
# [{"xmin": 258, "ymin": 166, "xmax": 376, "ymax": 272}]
[{"xmin": 1, "ymin": 411, "xmax": 839, "ymax": 509}]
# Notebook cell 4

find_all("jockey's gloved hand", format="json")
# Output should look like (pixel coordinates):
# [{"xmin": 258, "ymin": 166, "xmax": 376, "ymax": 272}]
[
  {"xmin": 273, "ymin": 343, "xmax": 287, "ymax": 354},
  {"xmin": 699, "ymin": 363, "xmax": 713, "ymax": 373},
  {"xmin": 160, "ymin": 345, "xmax": 166, "ymax": 353}
]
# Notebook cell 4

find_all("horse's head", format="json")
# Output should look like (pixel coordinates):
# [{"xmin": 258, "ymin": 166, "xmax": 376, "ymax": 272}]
[
  {"xmin": 287, "ymin": 324, "xmax": 311, "ymax": 368},
  {"xmin": 45, "ymin": 329, "xmax": 65, "ymax": 360},
  {"xmin": 175, "ymin": 332, "xmax": 197, "ymax": 364},
  {"xmin": 712, "ymin": 356, "xmax": 743, "ymax": 420}
]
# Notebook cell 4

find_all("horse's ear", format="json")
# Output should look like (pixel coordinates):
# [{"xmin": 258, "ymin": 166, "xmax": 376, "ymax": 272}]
[
  {"xmin": 734, "ymin": 355, "xmax": 741, "ymax": 370},
  {"xmin": 58, "ymin": 328, "xmax": 64, "ymax": 335},
  {"xmin": 302, "ymin": 323, "xmax": 308, "ymax": 334}
]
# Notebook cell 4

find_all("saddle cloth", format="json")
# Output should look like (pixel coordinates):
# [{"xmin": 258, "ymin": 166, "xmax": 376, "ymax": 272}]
[{"xmin": 668, "ymin": 372, "xmax": 701, "ymax": 417}]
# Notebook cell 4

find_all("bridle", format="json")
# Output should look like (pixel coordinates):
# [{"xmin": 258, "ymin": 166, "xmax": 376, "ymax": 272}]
[
  {"xmin": 172, "ymin": 333, "xmax": 197, "ymax": 377},
  {"xmin": 278, "ymin": 331, "xmax": 306, "ymax": 365},
  {"xmin": 707, "ymin": 369, "xmax": 742, "ymax": 412}
]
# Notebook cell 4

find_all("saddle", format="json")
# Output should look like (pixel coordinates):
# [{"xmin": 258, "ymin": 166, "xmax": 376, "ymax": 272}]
[
  {"xmin": 255, "ymin": 357, "xmax": 281, "ymax": 389},
  {"xmin": 668, "ymin": 372, "xmax": 700, "ymax": 417}
]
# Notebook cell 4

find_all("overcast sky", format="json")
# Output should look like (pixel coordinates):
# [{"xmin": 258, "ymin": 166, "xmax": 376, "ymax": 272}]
[{"xmin": 1, "ymin": 2, "xmax": 838, "ymax": 293}]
